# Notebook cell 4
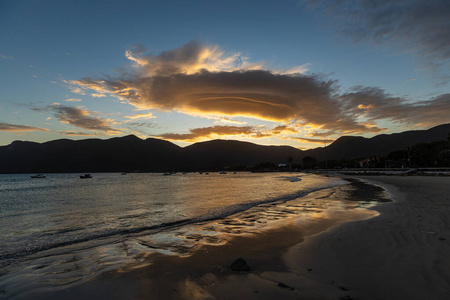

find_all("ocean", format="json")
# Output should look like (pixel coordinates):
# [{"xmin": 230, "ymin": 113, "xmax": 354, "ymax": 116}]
[{"xmin": 0, "ymin": 172, "xmax": 377, "ymax": 298}]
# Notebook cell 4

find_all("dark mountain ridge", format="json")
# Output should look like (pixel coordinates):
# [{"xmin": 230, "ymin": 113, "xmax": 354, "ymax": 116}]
[
  {"xmin": 1, "ymin": 123, "xmax": 449, "ymax": 173},
  {"xmin": 184, "ymin": 140, "xmax": 304, "ymax": 169},
  {"xmin": 306, "ymin": 123, "xmax": 450, "ymax": 160}
]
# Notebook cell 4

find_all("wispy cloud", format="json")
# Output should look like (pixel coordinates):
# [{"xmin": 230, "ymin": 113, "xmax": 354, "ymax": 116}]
[
  {"xmin": 91, "ymin": 93, "xmax": 106, "ymax": 98},
  {"xmin": 0, "ymin": 123, "xmax": 48, "ymax": 132},
  {"xmin": 0, "ymin": 54, "xmax": 13, "ymax": 60},
  {"xmin": 286, "ymin": 136, "xmax": 335, "ymax": 144},
  {"xmin": 127, "ymin": 122, "xmax": 157, "ymax": 128},
  {"xmin": 125, "ymin": 112, "xmax": 155, "ymax": 120},
  {"xmin": 32, "ymin": 104, "xmax": 120, "ymax": 133},
  {"xmin": 303, "ymin": 0, "xmax": 450, "ymax": 81},
  {"xmin": 213, "ymin": 117, "xmax": 247, "ymax": 125},
  {"xmin": 57, "ymin": 130, "xmax": 98, "ymax": 136},
  {"xmin": 64, "ymin": 98, "xmax": 82, "ymax": 102}
]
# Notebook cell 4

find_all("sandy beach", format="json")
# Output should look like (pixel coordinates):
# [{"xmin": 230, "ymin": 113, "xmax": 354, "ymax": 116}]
[
  {"xmin": 28, "ymin": 175, "xmax": 450, "ymax": 300},
  {"xmin": 285, "ymin": 175, "xmax": 450, "ymax": 300}
]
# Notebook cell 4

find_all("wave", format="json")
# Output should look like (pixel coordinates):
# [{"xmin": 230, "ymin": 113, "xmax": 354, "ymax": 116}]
[{"xmin": 0, "ymin": 183, "xmax": 339, "ymax": 264}]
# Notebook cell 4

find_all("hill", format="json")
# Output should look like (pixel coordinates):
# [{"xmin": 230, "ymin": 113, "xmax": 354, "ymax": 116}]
[
  {"xmin": 184, "ymin": 139, "xmax": 303, "ymax": 170},
  {"xmin": 0, "ymin": 123, "xmax": 449, "ymax": 173},
  {"xmin": 305, "ymin": 123, "xmax": 450, "ymax": 160},
  {"xmin": 0, "ymin": 135, "xmax": 183, "ymax": 173}
]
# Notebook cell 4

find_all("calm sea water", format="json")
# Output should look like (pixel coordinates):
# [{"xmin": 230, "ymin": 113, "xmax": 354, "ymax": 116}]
[{"xmin": 0, "ymin": 172, "xmax": 351, "ymax": 296}]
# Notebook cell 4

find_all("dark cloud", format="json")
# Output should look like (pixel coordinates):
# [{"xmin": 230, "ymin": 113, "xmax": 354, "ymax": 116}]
[
  {"xmin": 0, "ymin": 123, "xmax": 48, "ymax": 132},
  {"xmin": 309, "ymin": 130, "xmax": 336, "ymax": 137},
  {"xmin": 340, "ymin": 87, "xmax": 450, "ymax": 127},
  {"xmin": 288, "ymin": 136, "xmax": 335, "ymax": 144},
  {"xmin": 33, "ymin": 104, "xmax": 120, "ymax": 133},
  {"xmin": 127, "ymin": 122, "xmax": 156, "ymax": 128},
  {"xmin": 303, "ymin": 0, "xmax": 450, "ymax": 80}
]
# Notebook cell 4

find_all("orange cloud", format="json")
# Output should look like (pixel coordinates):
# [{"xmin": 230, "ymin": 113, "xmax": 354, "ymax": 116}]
[
  {"xmin": 157, "ymin": 125, "xmax": 258, "ymax": 142},
  {"xmin": 0, "ymin": 123, "xmax": 48, "ymax": 132},
  {"xmin": 271, "ymin": 125, "xmax": 299, "ymax": 134},
  {"xmin": 67, "ymin": 41, "xmax": 449, "ymax": 136},
  {"xmin": 155, "ymin": 124, "xmax": 307, "ymax": 142}
]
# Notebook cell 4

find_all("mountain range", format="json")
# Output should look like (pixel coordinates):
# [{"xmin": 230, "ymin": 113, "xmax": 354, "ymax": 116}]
[{"xmin": 1, "ymin": 123, "xmax": 449, "ymax": 173}]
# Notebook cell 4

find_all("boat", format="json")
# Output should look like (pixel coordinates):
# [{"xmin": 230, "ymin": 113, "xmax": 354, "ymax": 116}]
[
  {"xmin": 219, "ymin": 171, "xmax": 227, "ymax": 174},
  {"xmin": 30, "ymin": 174, "xmax": 46, "ymax": 178},
  {"xmin": 163, "ymin": 172, "xmax": 172, "ymax": 176},
  {"xmin": 121, "ymin": 172, "xmax": 127, "ymax": 175},
  {"xmin": 80, "ymin": 174, "xmax": 92, "ymax": 179}
]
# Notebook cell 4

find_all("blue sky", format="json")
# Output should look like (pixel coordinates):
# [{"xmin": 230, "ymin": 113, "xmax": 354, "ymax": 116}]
[{"xmin": 1, "ymin": 0, "xmax": 449, "ymax": 149}]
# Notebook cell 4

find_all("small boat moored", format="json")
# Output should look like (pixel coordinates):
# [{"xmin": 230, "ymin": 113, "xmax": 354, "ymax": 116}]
[
  {"xmin": 80, "ymin": 174, "xmax": 92, "ymax": 179},
  {"xmin": 30, "ymin": 174, "xmax": 46, "ymax": 179}
]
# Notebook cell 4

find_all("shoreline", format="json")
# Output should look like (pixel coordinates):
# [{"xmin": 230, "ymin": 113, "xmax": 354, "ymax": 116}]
[
  {"xmin": 285, "ymin": 175, "xmax": 450, "ymax": 300},
  {"xmin": 8, "ymin": 175, "xmax": 450, "ymax": 299}
]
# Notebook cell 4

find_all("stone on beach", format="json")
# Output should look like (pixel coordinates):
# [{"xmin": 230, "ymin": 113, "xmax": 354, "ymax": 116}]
[{"xmin": 230, "ymin": 257, "xmax": 251, "ymax": 272}]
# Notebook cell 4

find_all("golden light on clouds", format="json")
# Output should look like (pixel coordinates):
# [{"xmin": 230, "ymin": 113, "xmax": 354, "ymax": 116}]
[
  {"xmin": 155, "ymin": 124, "xmax": 337, "ymax": 145},
  {"xmin": 125, "ymin": 112, "xmax": 155, "ymax": 120},
  {"xmin": 62, "ymin": 41, "xmax": 450, "ymax": 142},
  {"xmin": 91, "ymin": 93, "xmax": 106, "ymax": 98}
]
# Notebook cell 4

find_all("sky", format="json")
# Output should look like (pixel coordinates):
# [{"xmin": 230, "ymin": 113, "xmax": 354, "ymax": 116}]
[{"xmin": 1, "ymin": 0, "xmax": 449, "ymax": 149}]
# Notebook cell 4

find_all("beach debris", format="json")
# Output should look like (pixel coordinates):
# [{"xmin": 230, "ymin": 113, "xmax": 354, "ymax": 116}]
[
  {"xmin": 438, "ymin": 237, "xmax": 446, "ymax": 241},
  {"xmin": 339, "ymin": 296, "xmax": 353, "ymax": 300},
  {"xmin": 230, "ymin": 257, "xmax": 251, "ymax": 272},
  {"xmin": 277, "ymin": 282, "xmax": 295, "ymax": 291},
  {"xmin": 307, "ymin": 268, "xmax": 313, "ymax": 271},
  {"xmin": 339, "ymin": 286, "xmax": 349, "ymax": 291}
]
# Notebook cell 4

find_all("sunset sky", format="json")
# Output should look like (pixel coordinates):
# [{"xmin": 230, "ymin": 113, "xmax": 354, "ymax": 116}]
[{"xmin": 1, "ymin": 0, "xmax": 449, "ymax": 149}]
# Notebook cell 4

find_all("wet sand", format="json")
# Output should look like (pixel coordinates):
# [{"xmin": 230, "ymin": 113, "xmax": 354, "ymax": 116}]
[
  {"xmin": 286, "ymin": 175, "xmax": 450, "ymax": 300},
  {"xmin": 28, "ymin": 176, "xmax": 450, "ymax": 300}
]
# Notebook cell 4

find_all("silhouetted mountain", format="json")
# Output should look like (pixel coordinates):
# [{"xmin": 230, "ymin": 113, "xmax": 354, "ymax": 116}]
[
  {"xmin": 305, "ymin": 123, "xmax": 450, "ymax": 160},
  {"xmin": 1, "ymin": 123, "xmax": 449, "ymax": 173},
  {"xmin": 0, "ymin": 135, "xmax": 183, "ymax": 173},
  {"xmin": 183, "ymin": 140, "xmax": 303, "ymax": 170}
]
